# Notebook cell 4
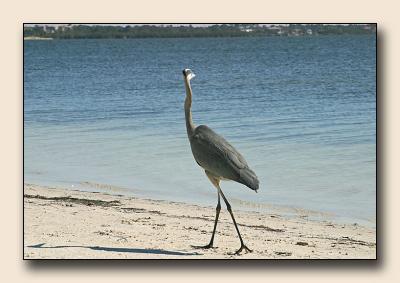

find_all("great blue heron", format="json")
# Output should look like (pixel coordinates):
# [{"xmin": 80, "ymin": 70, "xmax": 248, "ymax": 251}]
[{"xmin": 182, "ymin": 68, "xmax": 259, "ymax": 255}]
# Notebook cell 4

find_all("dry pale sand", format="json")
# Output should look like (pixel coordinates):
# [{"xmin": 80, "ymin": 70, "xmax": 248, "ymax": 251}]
[{"xmin": 24, "ymin": 184, "xmax": 376, "ymax": 259}]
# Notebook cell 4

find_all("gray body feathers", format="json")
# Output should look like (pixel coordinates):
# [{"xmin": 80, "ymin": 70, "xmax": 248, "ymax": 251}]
[{"xmin": 189, "ymin": 125, "xmax": 259, "ymax": 192}]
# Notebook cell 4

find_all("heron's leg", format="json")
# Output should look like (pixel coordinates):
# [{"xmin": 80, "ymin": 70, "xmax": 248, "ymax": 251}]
[
  {"xmin": 207, "ymin": 192, "xmax": 221, "ymax": 247},
  {"xmin": 192, "ymin": 193, "xmax": 221, "ymax": 249},
  {"xmin": 192, "ymin": 171, "xmax": 221, "ymax": 249},
  {"xmin": 218, "ymin": 187, "xmax": 252, "ymax": 255}
]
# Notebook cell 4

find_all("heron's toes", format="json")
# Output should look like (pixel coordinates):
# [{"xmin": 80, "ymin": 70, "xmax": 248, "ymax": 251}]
[
  {"xmin": 191, "ymin": 243, "xmax": 216, "ymax": 250},
  {"xmin": 233, "ymin": 244, "xmax": 253, "ymax": 255}
]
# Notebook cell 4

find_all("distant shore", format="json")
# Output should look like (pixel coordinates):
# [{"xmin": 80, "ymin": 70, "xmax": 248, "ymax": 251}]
[
  {"xmin": 24, "ymin": 36, "xmax": 53, "ymax": 40},
  {"xmin": 23, "ymin": 24, "xmax": 376, "ymax": 40},
  {"xmin": 24, "ymin": 183, "xmax": 376, "ymax": 259}
]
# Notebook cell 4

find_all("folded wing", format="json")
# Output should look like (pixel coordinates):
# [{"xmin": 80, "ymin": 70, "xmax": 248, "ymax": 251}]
[{"xmin": 190, "ymin": 125, "xmax": 259, "ymax": 192}]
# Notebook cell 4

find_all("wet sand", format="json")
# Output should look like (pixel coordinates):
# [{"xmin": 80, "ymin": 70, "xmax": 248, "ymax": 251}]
[{"xmin": 24, "ymin": 184, "xmax": 376, "ymax": 259}]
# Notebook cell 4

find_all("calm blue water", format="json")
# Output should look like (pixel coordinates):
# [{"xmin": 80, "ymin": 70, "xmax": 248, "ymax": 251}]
[{"xmin": 24, "ymin": 35, "xmax": 376, "ymax": 226}]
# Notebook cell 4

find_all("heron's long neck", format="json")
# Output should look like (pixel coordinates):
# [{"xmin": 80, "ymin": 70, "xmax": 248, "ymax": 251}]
[{"xmin": 184, "ymin": 78, "xmax": 195, "ymax": 137}]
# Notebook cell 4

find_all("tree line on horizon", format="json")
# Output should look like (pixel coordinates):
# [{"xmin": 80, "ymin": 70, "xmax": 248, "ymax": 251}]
[{"xmin": 24, "ymin": 24, "xmax": 376, "ymax": 39}]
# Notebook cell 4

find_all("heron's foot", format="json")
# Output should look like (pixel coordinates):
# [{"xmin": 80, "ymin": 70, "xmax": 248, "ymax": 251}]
[
  {"xmin": 191, "ymin": 243, "xmax": 216, "ymax": 250},
  {"xmin": 233, "ymin": 244, "xmax": 252, "ymax": 255}
]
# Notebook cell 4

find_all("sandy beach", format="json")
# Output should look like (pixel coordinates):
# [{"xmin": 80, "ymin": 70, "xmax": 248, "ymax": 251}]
[{"xmin": 24, "ymin": 184, "xmax": 376, "ymax": 259}]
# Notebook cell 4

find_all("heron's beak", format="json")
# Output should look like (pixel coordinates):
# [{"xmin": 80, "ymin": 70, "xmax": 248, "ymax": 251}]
[{"xmin": 183, "ymin": 68, "xmax": 196, "ymax": 81}]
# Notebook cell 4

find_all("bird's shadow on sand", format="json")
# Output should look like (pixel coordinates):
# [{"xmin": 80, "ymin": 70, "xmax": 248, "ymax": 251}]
[
  {"xmin": 27, "ymin": 243, "xmax": 201, "ymax": 257},
  {"xmin": 26, "ymin": 242, "xmax": 380, "ymax": 272}
]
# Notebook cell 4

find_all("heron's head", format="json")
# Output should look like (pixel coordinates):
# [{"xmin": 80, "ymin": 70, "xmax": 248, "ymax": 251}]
[{"xmin": 182, "ymin": 68, "xmax": 196, "ymax": 81}]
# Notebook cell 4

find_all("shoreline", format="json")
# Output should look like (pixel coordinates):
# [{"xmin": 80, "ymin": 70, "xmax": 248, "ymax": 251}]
[
  {"xmin": 25, "ymin": 179, "xmax": 376, "ymax": 229},
  {"xmin": 24, "ymin": 183, "xmax": 376, "ymax": 259}
]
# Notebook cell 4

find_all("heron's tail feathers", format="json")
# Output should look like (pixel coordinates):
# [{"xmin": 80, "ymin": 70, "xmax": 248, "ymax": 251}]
[{"xmin": 238, "ymin": 168, "xmax": 259, "ymax": 192}]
